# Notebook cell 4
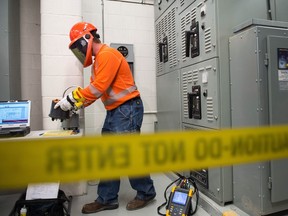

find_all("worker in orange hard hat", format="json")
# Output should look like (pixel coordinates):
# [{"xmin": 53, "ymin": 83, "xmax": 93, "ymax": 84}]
[{"xmin": 55, "ymin": 22, "xmax": 156, "ymax": 214}]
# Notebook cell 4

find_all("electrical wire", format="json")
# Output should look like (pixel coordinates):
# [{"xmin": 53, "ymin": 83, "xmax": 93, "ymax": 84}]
[
  {"xmin": 157, "ymin": 172, "xmax": 199, "ymax": 216},
  {"xmin": 62, "ymin": 85, "xmax": 78, "ymax": 98},
  {"xmin": 157, "ymin": 176, "xmax": 180, "ymax": 216}
]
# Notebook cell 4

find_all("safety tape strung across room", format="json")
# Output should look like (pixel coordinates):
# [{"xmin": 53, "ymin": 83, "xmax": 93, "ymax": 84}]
[{"xmin": 0, "ymin": 125, "xmax": 288, "ymax": 189}]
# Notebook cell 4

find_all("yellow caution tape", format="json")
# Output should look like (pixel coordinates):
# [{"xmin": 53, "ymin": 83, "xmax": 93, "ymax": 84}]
[{"xmin": 0, "ymin": 125, "xmax": 288, "ymax": 189}]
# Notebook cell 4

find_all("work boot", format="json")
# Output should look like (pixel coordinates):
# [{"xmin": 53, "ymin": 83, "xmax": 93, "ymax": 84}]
[
  {"xmin": 126, "ymin": 194, "xmax": 156, "ymax": 211},
  {"xmin": 82, "ymin": 201, "xmax": 119, "ymax": 214}
]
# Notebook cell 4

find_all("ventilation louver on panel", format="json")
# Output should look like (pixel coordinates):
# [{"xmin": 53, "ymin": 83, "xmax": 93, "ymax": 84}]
[
  {"xmin": 204, "ymin": 28, "xmax": 212, "ymax": 53},
  {"xmin": 187, "ymin": 70, "xmax": 193, "ymax": 84},
  {"xmin": 183, "ymin": 70, "xmax": 193, "ymax": 119},
  {"xmin": 181, "ymin": 15, "xmax": 187, "ymax": 62},
  {"xmin": 156, "ymin": 21, "xmax": 163, "ymax": 75},
  {"xmin": 182, "ymin": 72, "xmax": 188, "ymax": 119},
  {"xmin": 180, "ymin": 0, "xmax": 185, "ymax": 7},
  {"xmin": 192, "ymin": 69, "xmax": 198, "ymax": 83},
  {"xmin": 156, "ymin": 7, "xmax": 177, "ymax": 73},
  {"xmin": 168, "ymin": 8, "xmax": 177, "ymax": 69},
  {"xmin": 156, "ymin": 25, "xmax": 161, "ymax": 74},
  {"xmin": 181, "ymin": 7, "xmax": 196, "ymax": 62},
  {"xmin": 206, "ymin": 97, "xmax": 214, "ymax": 122},
  {"xmin": 191, "ymin": 8, "xmax": 196, "ymax": 22}
]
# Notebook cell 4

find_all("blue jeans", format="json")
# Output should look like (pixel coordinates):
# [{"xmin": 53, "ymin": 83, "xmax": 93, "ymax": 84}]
[{"xmin": 96, "ymin": 97, "xmax": 156, "ymax": 204}]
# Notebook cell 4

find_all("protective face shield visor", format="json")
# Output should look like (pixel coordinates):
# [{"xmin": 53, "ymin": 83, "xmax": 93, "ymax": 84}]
[{"xmin": 69, "ymin": 34, "xmax": 93, "ymax": 67}]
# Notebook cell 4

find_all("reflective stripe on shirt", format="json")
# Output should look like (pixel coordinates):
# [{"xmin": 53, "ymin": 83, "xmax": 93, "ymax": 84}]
[
  {"xmin": 103, "ymin": 85, "xmax": 137, "ymax": 106},
  {"xmin": 89, "ymin": 84, "xmax": 103, "ymax": 98}
]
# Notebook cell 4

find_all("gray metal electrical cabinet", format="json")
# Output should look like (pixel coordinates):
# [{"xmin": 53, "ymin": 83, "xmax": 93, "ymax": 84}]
[
  {"xmin": 155, "ymin": 0, "xmax": 176, "ymax": 21},
  {"xmin": 182, "ymin": 123, "xmax": 233, "ymax": 206},
  {"xmin": 178, "ymin": 0, "xmax": 271, "ymax": 131},
  {"xmin": 177, "ymin": 0, "xmax": 196, "ymax": 15},
  {"xmin": 181, "ymin": 58, "xmax": 220, "ymax": 129},
  {"xmin": 155, "ymin": 1, "xmax": 179, "ymax": 76},
  {"xmin": 178, "ymin": 0, "xmax": 272, "ymax": 68},
  {"xmin": 230, "ymin": 19, "xmax": 288, "ymax": 128},
  {"xmin": 155, "ymin": 1, "xmax": 181, "ymax": 132},
  {"xmin": 177, "ymin": 1, "xmax": 270, "ymax": 206},
  {"xmin": 156, "ymin": 71, "xmax": 181, "ymax": 131},
  {"xmin": 230, "ymin": 19, "xmax": 288, "ymax": 216},
  {"xmin": 155, "ymin": 0, "xmax": 288, "ymax": 213},
  {"xmin": 270, "ymin": 0, "xmax": 288, "ymax": 22}
]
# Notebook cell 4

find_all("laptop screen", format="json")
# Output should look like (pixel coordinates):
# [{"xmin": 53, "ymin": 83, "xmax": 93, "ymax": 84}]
[{"xmin": 0, "ymin": 100, "xmax": 31, "ymax": 129}]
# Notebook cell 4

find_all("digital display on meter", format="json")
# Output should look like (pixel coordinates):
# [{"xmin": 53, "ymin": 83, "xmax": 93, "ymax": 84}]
[
  {"xmin": 166, "ymin": 187, "xmax": 193, "ymax": 216},
  {"xmin": 172, "ymin": 191, "xmax": 188, "ymax": 205}
]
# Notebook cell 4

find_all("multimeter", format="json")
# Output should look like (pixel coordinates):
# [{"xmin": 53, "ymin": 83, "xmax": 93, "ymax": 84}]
[{"xmin": 166, "ymin": 186, "xmax": 193, "ymax": 216}]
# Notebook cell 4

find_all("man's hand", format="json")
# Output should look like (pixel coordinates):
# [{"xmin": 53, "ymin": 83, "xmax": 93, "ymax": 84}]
[
  {"xmin": 54, "ymin": 92, "xmax": 75, "ymax": 111},
  {"xmin": 54, "ymin": 87, "xmax": 85, "ymax": 111}
]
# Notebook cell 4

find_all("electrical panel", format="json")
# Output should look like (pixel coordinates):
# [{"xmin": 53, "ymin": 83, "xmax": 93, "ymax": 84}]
[
  {"xmin": 269, "ymin": 0, "xmax": 288, "ymax": 22},
  {"xmin": 156, "ymin": 71, "xmax": 181, "ymax": 131},
  {"xmin": 178, "ymin": 0, "xmax": 217, "ymax": 69},
  {"xmin": 155, "ymin": 0, "xmax": 176, "ymax": 21},
  {"xmin": 230, "ymin": 20, "xmax": 288, "ymax": 216},
  {"xmin": 177, "ymin": 0, "xmax": 197, "ymax": 15},
  {"xmin": 155, "ymin": 0, "xmax": 288, "ymax": 213},
  {"xmin": 181, "ymin": 58, "xmax": 219, "ymax": 130},
  {"xmin": 110, "ymin": 43, "xmax": 134, "ymax": 76},
  {"xmin": 182, "ymin": 123, "xmax": 233, "ymax": 206},
  {"xmin": 155, "ymin": 2, "xmax": 179, "ymax": 76},
  {"xmin": 177, "ymin": 0, "xmax": 274, "ymax": 131}
]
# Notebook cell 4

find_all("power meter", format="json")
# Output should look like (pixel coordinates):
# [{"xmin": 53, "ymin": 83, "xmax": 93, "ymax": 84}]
[{"xmin": 166, "ymin": 186, "xmax": 193, "ymax": 216}]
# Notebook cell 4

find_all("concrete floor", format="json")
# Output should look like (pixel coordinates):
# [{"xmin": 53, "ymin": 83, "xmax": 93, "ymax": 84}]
[{"xmin": 1, "ymin": 173, "xmax": 212, "ymax": 216}]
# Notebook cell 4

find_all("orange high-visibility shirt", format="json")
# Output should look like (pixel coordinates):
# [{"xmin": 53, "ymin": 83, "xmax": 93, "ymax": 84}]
[{"xmin": 79, "ymin": 44, "xmax": 140, "ymax": 110}]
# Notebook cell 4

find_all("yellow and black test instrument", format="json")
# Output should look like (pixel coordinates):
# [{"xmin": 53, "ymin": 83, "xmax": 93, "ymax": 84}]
[{"xmin": 166, "ymin": 186, "xmax": 193, "ymax": 216}]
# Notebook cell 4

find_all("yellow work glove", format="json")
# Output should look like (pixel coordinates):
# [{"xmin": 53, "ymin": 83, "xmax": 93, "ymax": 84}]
[{"xmin": 54, "ymin": 87, "xmax": 85, "ymax": 111}]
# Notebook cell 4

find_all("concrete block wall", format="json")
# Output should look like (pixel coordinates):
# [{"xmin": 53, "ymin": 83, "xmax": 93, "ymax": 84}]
[
  {"xmin": 83, "ymin": 0, "xmax": 157, "ymax": 135},
  {"xmin": 19, "ymin": 0, "xmax": 156, "ymax": 133},
  {"xmin": 40, "ymin": 0, "xmax": 83, "ymax": 130},
  {"xmin": 20, "ymin": 0, "xmax": 42, "ymax": 130}
]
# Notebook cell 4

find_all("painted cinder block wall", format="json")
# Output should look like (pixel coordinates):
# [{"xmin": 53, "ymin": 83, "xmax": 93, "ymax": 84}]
[
  {"xmin": 82, "ymin": 0, "xmax": 157, "ymax": 135},
  {"xmin": 21, "ymin": 0, "xmax": 156, "ymax": 133}
]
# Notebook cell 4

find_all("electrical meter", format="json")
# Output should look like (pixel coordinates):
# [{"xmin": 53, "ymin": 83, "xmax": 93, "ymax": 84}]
[{"xmin": 166, "ymin": 186, "xmax": 193, "ymax": 216}]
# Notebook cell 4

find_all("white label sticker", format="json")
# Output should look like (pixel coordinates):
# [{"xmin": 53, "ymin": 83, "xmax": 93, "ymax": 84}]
[
  {"xmin": 278, "ymin": 70, "xmax": 288, "ymax": 81},
  {"xmin": 202, "ymin": 71, "xmax": 208, "ymax": 84}
]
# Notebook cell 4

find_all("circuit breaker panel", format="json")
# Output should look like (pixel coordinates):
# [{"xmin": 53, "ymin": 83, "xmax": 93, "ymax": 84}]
[
  {"xmin": 178, "ymin": 0, "xmax": 275, "ymax": 130},
  {"xmin": 181, "ymin": 59, "xmax": 219, "ymax": 129},
  {"xmin": 155, "ymin": 0, "xmax": 181, "ymax": 132},
  {"xmin": 154, "ymin": 0, "xmax": 176, "ymax": 21},
  {"xmin": 155, "ymin": 0, "xmax": 288, "ymax": 211},
  {"xmin": 178, "ymin": 0, "xmax": 217, "ymax": 69},
  {"xmin": 230, "ymin": 20, "xmax": 288, "ymax": 216},
  {"xmin": 155, "ymin": 1, "xmax": 179, "ymax": 76},
  {"xmin": 156, "ymin": 71, "xmax": 181, "ymax": 131},
  {"xmin": 182, "ymin": 123, "xmax": 233, "ymax": 206}
]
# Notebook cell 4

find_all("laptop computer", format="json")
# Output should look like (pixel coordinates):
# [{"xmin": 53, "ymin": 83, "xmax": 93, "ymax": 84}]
[{"xmin": 0, "ymin": 100, "xmax": 31, "ymax": 138}]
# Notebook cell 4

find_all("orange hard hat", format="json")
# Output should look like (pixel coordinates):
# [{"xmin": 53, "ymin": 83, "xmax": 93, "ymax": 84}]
[{"xmin": 69, "ymin": 22, "xmax": 97, "ymax": 67}]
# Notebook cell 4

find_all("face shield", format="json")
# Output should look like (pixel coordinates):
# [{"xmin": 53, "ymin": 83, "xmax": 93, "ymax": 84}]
[{"xmin": 69, "ymin": 34, "xmax": 93, "ymax": 67}]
